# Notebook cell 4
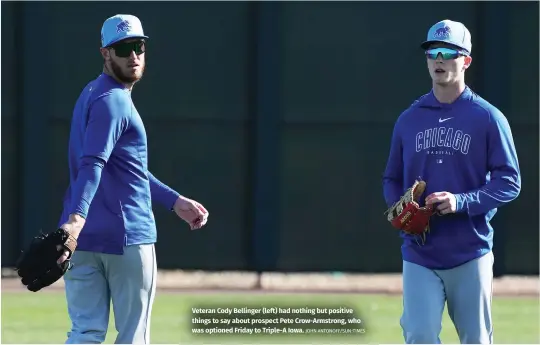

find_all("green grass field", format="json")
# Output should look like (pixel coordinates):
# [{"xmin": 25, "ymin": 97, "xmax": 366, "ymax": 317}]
[{"xmin": 2, "ymin": 291, "xmax": 539, "ymax": 344}]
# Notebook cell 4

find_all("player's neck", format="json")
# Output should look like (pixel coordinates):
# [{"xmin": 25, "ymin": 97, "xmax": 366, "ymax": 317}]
[
  {"xmin": 432, "ymin": 80, "xmax": 466, "ymax": 104},
  {"xmin": 103, "ymin": 67, "xmax": 135, "ymax": 91}
]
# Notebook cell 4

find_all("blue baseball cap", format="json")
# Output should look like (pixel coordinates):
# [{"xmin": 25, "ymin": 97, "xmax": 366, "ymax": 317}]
[
  {"xmin": 101, "ymin": 14, "xmax": 149, "ymax": 48},
  {"xmin": 420, "ymin": 19, "xmax": 472, "ymax": 55}
]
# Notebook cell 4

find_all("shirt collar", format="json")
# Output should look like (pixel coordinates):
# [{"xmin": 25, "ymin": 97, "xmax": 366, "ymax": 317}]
[{"xmin": 419, "ymin": 86, "xmax": 473, "ymax": 108}]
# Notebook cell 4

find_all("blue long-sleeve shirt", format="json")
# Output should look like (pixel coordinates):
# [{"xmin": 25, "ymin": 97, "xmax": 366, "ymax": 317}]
[
  {"xmin": 58, "ymin": 73, "xmax": 180, "ymax": 254},
  {"xmin": 383, "ymin": 86, "xmax": 521, "ymax": 269}
]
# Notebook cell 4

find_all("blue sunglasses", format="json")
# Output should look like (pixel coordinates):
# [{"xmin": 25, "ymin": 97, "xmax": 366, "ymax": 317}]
[{"xmin": 425, "ymin": 47, "xmax": 467, "ymax": 60}]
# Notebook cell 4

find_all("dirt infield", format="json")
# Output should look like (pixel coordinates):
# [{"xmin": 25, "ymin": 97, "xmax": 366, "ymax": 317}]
[{"xmin": 2, "ymin": 269, "xmax": 539, "ymax": 296}]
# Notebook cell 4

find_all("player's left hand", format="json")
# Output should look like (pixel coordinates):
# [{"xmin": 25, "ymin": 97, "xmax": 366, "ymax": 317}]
[
  {"xmin": 425, "ymin": 192, "xmax": 457, "ymax": 215},
  {"xmin": 173, "ymin": 196, "xmax": 209, "ymax": 230}
]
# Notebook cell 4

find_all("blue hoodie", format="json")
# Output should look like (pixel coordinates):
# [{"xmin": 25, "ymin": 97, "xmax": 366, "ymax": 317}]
[
  {"xmin": 383, "ymin": 86, "xmax": 521, "ymax": 270},
  {"xmin": 58, "ymin": 74, "xmax": 180, "ymax": 255}
]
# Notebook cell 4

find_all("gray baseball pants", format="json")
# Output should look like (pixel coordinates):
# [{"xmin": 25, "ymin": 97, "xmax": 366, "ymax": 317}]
[
  {"xmin": 63, "ymin": 244, "xmax": 157, "ymax": 344},
  {"xmin": 400, "ymin": 251, "xmax": 494, "ymax": 344}
]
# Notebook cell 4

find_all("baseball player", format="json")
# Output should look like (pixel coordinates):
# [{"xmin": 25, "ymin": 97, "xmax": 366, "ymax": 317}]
[
  {"xmin": 56, "ymin": 14, "xmax": 209, "ymax": 344},
  {"xmin": 382, "ymin": 20, "xmax": 521, "ymax": 344}
]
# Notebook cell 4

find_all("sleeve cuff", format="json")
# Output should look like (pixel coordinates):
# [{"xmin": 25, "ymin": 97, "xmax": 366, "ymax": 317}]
[
  {"xmin": 166, "ymin": 190, "xmax": 181, "ymax": 211},
  {"xmin": 455, "ymin": 193, "xmax": 466, "ymax": 213}
]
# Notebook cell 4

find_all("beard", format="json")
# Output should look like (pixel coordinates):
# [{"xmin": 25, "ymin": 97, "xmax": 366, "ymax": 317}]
[{"xmin": 109, "ymin": 58, "xmax": 145, "ymax": 84}]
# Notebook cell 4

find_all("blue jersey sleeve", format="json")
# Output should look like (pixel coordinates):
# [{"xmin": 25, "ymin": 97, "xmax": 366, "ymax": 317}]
[
  {"xmin": 454, "ymin": 110, "xmax": 521, "ymax": 215},
  {"xmin": 69, "ymin": 91, "xmax": 130, "ymax": 218},
  {"xmin": 148, "ymin": 171, "xmax": 180, "ymax": 210},
  {"xmin": 383, "ymin": 117, "xmax": 405, "ymax": 207}
]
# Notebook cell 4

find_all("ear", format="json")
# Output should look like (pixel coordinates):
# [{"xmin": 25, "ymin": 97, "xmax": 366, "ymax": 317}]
[
  {"xmin": 463, "ymin": 55, "xmax": 473, "ymax": 70},
  {"xmin": 100, "ymin": 48, "xmax": 110, "ymax": 61}
]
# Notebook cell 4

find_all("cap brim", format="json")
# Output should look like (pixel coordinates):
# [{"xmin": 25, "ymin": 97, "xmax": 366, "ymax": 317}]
[
  {"xmin": 420, "ymin": 40, "xmax": 441, "ymax": 50},
  {"xmin": 420, "ymin": 40, "xmax": 470, "ymax": 54},
  {"xmin": 103, "ymin": 34, "xmax": 149, "ymax": 48}
]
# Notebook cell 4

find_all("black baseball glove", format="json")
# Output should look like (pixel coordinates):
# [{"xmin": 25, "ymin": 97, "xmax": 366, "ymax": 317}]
[{"xmin": 15, "ymin": 228, "xmax": 78, "ymax": 292}]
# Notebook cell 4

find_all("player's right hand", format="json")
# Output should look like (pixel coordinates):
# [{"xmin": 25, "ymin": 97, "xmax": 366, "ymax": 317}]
[
  {"xmin": 57, "ymin": 249, "xmax": 70, "ymax": 264},
  {"xmin": 57, "ymin": 214, "xmax": 84, "ymax": 263}
]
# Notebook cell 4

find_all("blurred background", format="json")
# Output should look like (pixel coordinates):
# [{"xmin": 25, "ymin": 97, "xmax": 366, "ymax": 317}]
[{"xmin": 2, "ymin": 1, "xmax": 539, "ymax": 277}]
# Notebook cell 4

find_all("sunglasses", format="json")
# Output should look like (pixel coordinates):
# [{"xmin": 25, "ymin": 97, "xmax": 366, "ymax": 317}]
[
  {"xmin": 425, "ymin": 47, "xmax": 467, "ymax": 60},
  {"xmin": 111, "ymin": 40, "xmax": 146, "ymax": 58}
]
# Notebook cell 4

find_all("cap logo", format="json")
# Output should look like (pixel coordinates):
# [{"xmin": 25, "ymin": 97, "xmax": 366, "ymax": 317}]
[
  {"xmin": 433, "ymin": 26, "xmax": 451, "ymax": 39},
  {"xmin": 116, "ymin": 20, "xmax": 132, "ymax": 33}
]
